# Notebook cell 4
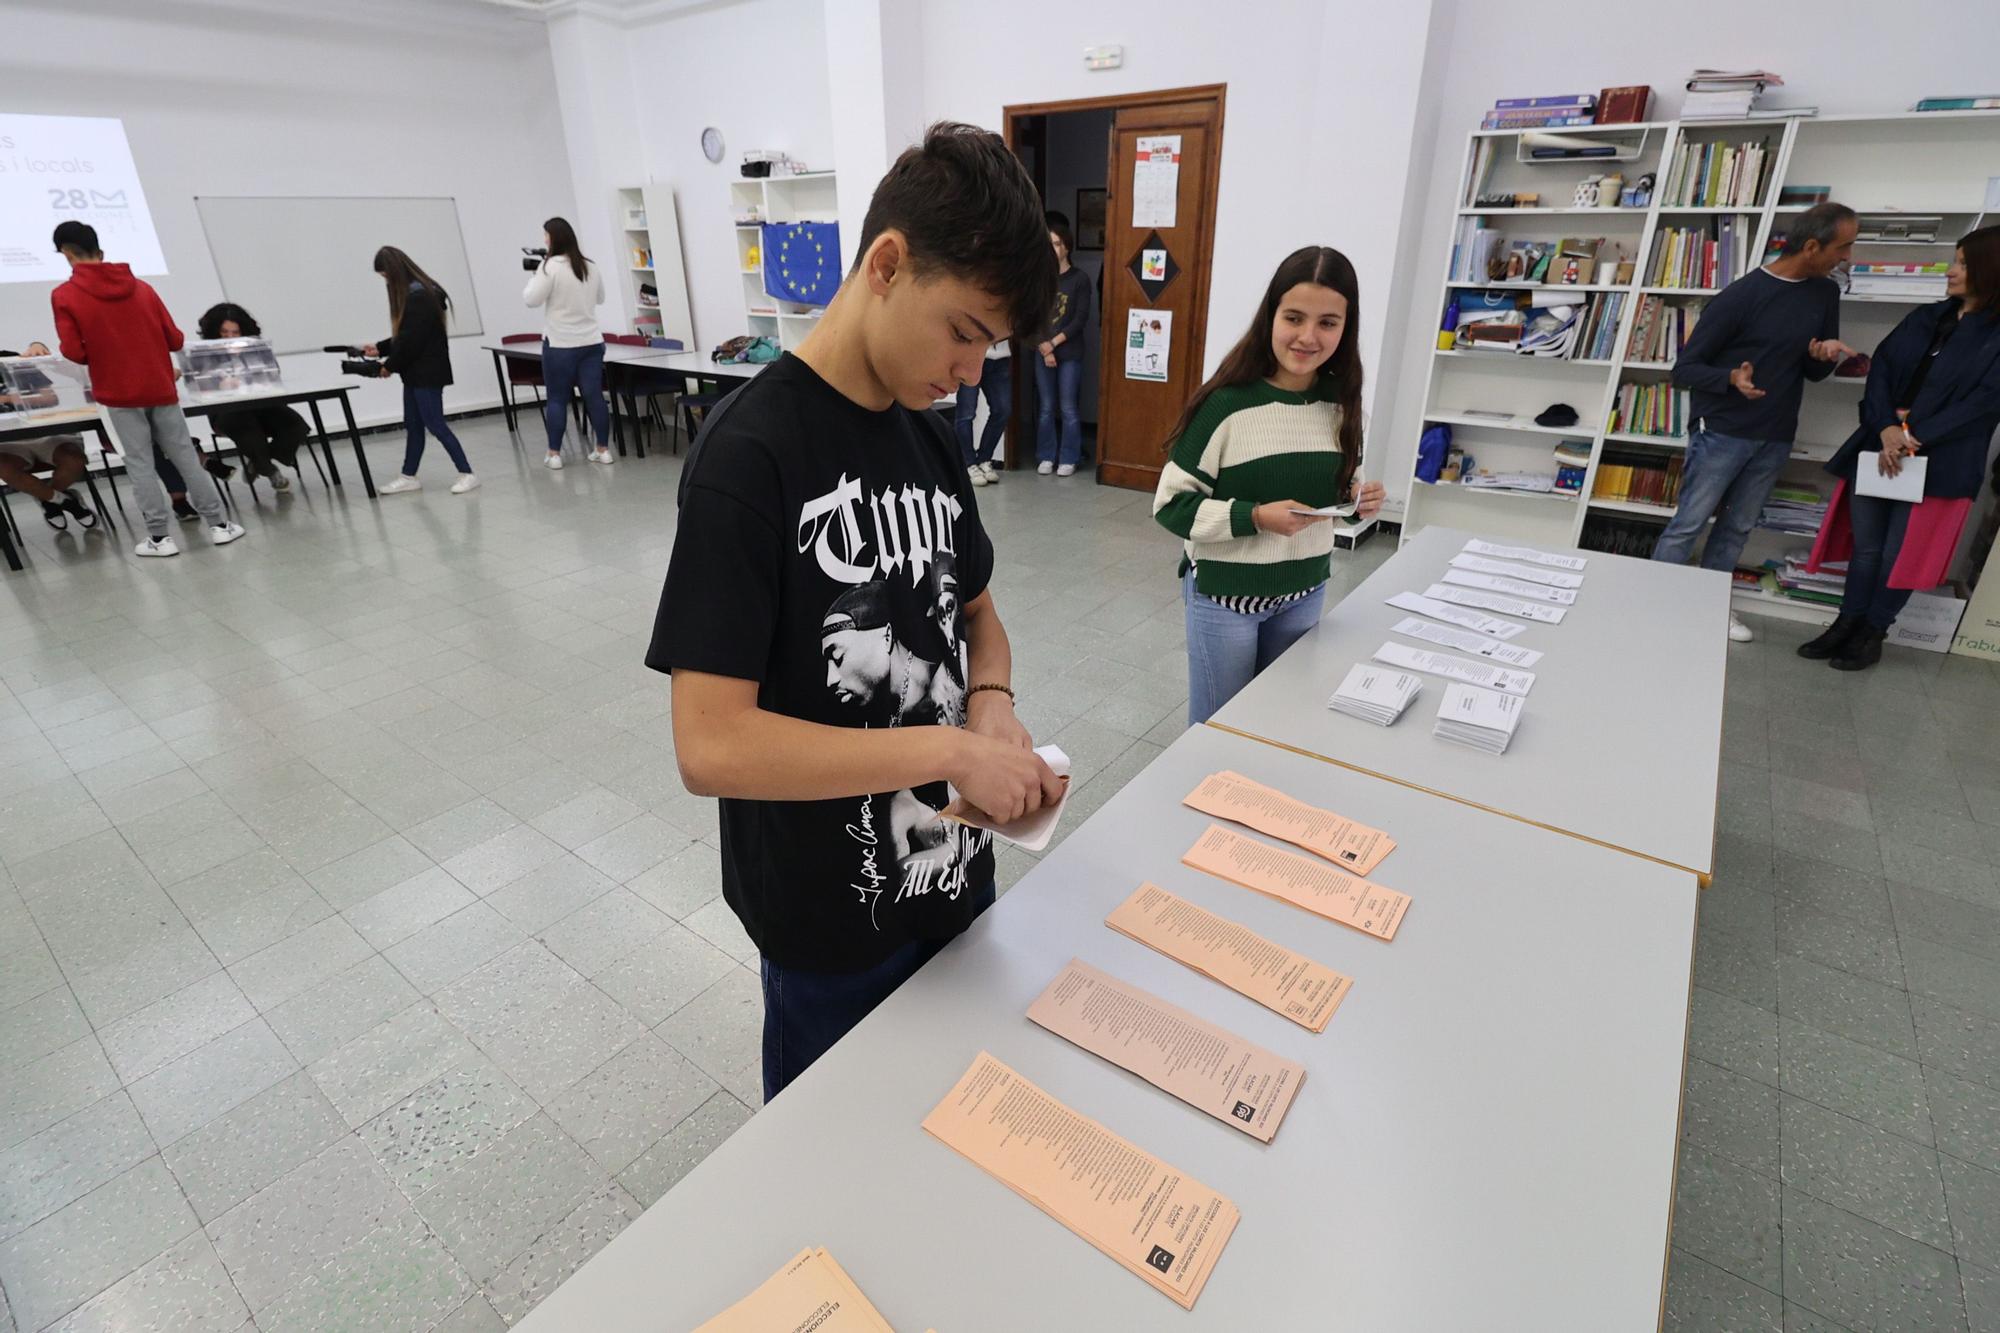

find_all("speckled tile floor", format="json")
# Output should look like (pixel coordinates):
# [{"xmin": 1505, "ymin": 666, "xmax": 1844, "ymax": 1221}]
[{"xmin": 0, "ymin": 413, "xmax": 1995, "ymax": 1330}]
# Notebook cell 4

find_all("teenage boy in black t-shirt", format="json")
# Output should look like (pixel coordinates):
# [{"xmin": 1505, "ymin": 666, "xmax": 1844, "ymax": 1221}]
[{"xmin": 647, "ymin": 123, "xmax": 1065, "ymax": 1102}]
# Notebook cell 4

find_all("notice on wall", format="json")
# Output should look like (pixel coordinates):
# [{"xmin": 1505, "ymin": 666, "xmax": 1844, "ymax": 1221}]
[
  {"xmin": 1132, "ymin": 134, "xmax": 1182, "ymax": 228},
  {"xmin": 1126, "ymin": 308, "xmax": 1172, "ymax": 382},
  {"xmin": 0, "ymin": 114, "xmax": 166, "ymax": 284}
]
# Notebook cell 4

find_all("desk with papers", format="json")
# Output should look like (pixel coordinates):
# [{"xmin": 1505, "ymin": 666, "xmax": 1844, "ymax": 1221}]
[
  {"xmin": 1209, "ymin": 523, "xmax": 1730, "ymax": 881},
  {"xmin": 517, "ymin": 723, "xmax": 1697, "ymax": 1332}
]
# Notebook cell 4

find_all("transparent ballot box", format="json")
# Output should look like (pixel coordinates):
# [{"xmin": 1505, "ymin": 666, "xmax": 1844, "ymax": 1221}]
[
  {"xmin": 178, "ymin": 337, "xmax": 282, "ymax": 397},
  {"xmin": 0, "ymin": 356, "xmax": 95, "ymax": 423}
]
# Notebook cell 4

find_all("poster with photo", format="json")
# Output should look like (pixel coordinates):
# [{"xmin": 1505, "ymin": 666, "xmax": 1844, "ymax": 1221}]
[{"xmin": 1125, "ymin": 308, "xmax": 1171, "ymax": 382}]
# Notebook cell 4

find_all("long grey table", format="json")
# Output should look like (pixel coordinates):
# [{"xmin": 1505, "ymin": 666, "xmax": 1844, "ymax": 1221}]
[
  {"xmin": 1209, "ymin": 523, "xmax": 1729, "ymax": 881},
  {"xmin": 518, "ymin": 724, "xmax": 1697, "ymax": 1332}
]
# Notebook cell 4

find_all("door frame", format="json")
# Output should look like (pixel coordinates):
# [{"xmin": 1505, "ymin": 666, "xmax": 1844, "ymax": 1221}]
[{"xmin": 1002, "ymin": 84, "xmax": 1227, "ymax": 487}]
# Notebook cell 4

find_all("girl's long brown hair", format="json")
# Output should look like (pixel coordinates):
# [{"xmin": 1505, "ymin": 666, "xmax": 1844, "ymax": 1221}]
[
  {"xmin": 372, "ymin": 245, "xmax": 451, "ymax": 334},
  {"xmin": 1165, "ymin": 245, "xmax": 1364, "ymax": 499},
  {"xmin": 543, "ymin": 216, "xmax": 591, "ymax": 285}
]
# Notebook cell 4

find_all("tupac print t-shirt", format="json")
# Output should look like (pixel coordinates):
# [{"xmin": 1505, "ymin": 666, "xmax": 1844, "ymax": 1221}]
[{"xmin": 646, "ymin": 353, "xmax": 996, "ymax": 972}]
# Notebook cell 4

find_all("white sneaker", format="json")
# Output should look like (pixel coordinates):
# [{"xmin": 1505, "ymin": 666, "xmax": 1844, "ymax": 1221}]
[
  {"xmin": 209, "ymin": 522, "xmax": 246, "ymax": 546},
  {"xmin": 450, "ymin": 473, "xmax": 480, "ymax": 495},
  {"xmin": 271, "ymin": 471, "xmax": 291, "ymax": 492},
  {"xmin": 1037, "ymin": 461, "xmax": 1054, "ymax": 475},
  {"xmin": 968, "ymin": 466, "xmax": 989, "ymax": 487},
  {"xmin": 135, "ymin": 535, "xmax": 179, "ymax": 558},
  {"xmin": 590, "ymin": 448, "xmax": 615, "ymax": 464},
  {"xmin": 1728, "ymin": 612, "xmax": 1754, "ymax": 643},
  {"xmin": 545, "ymin": 454, "xmax": 564, "ymax": 470},
  {"xmin": 379, "ymin": 475, "xmax": 422, "ymax": 495},
  {"xmin": 1056, "ymin": 464, "xmax": 1077, "ymax": 477},
  {"xmin": 980, "ymin": 462, "xmax": 1001, "ymax": 483}
]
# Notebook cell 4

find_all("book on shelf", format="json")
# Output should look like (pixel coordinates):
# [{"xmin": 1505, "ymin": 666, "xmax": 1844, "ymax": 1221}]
[
  {"xmin": 1779, "ymin": 185, "xmax": 1831, "ymax": 207},
  {"xmin": 1482, "ymin": 111, "xmax": 1597, "ymax": 130},
  {"xmin": 1610, "ymin": 381, "xmax": 1691, "ymax": 437},
  {"xmin": 1849, "ymin": 261, "xmax": 1951, "ymax": 297},
  {"xmin": 1650, "ymin": 217, "xmax": 1750, "ymax": 289},
  {"xmin": 1460, "ymin": 139, "xmax": 1496, "ymax": 207},
  {"xmin": 1759, "ymin": 484, "xmax": 1830, "ymax": 536},
  {"xmin": 1682, "ymin": 90, "xmax": 1759, "ymax": 119},
  {"xmin": 1495, "ymin": 94, "xmax": 1598, "ymax": 110},
  {"xmin": 1591, "ymin": 448, "xmax": 1686, "ymax": 506},
  {"xmin": 1582, "ymin": 514, "xmax": 1667, "ymax": 557},
  {"xmin": 1595, "ymin": 85, "xmax": 1652, "ymax": 124},
  {"xmin": 1856, "ymin": 216, "xmax": 1943, "ymax": 242},
  {"xmin": 1763, "ymin": 554, "xmax": 1845, "ymax": 605},
  {"xmin": 1662, "ymin": 137, "xmax": 1771, "ymax": 207},
  {"xmin": 1915, "ymin": 95, "xmax": 2000, "ymax": 111},
  {"xmin": 1553, "ymin": 440, "xmax": 1591, "ymax": 495},
  {"xmin": 1625, "ymin": 293, "xmax": 1706, "ymax": 363},
  {"xmin": 1686, "ymin": 69, "xmax": 1783, "ymax": 91}
]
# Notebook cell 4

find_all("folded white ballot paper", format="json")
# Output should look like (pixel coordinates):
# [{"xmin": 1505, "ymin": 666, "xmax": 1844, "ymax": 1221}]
[
  {"xmin": 1390, "ymin": 616, "xmax": 1544, "ymax": 667},
  {"xmin": 1461, "ymin": 538, "xmax": 1588, "ymax": 571},
  {"xmin": 1435, "ymin": 682, "xmax": 1525, "ymax": 755},
  {"xmin": 1423, "ymin": 583, "xmax": 1568, "ymax": 624},
  {"xmin": 1328, "ymin": 663, "xmax": 1423, "ymax": 726},
  {"xmin": 1448, "ymin": 553, "xmax": 1586, "ymax": 590},
  {"xmin": 1440, "ymin": 569, "xmax": 1578, "ymax": 606},
  {"xmin": 943, "ymin": 744, "xmax": 1071, "ymax": 852},
  {"xmin": 1288, "ymin": 501, "xmax": 1360, "ymax": 519},
  {"xmin": 1855, "ymin": 453, "xmax": 1927, "ymax": 503},
  {"xmin": 1373, "ymin": 640, "xmax": 1535, "ymax": 696},
  {"xmin": 1384, "ymin": 590, "xmax": 1526, "ymax": 639}
]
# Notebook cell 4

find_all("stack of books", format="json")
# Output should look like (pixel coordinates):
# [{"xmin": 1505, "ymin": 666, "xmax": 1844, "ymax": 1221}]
[
  {"xmin": 1553, "ymin": 441, "xmax": 1592, "ymax": 495},
  {"xmin": 1461, "ymin": 471, "xmax": 1560, "ymax": 495},
  {"xmin": 1766, "ymin": 555, "xmax": 1846, "ymax": 606},
  {"xmin": 1449, "ymin": 218, "xmax": 1504, "ymax": 282},
  {"xmin": 1329, "ymin": 664, "xmax": 1423, "ymax": 727},
  {"xmin": 1592, "ymin": 449, "xmax": 1687, "ymax": 507},
  {"xmin": 1582, "ymin": 514, "xmax": 1668, "ymax": 558},
  {"xmin": 1682, "ymin": 69, "xmax": 1783, "ymax": 119},
  {"xmin": 1610, "ymin": 381, "xmax": 1691, "ymax": 437},
  {"xmin": 1758, "ymin": 484, "xmax": 1829, "ymax": 536},
  {"xmin": 1663, "ymin": 137, "xmax": 1773, "ymax": 206},
  {"xmin": 1435, "ymin": 683, "xmax": 1525, "ymax": 755},
  {"xmin": 1480, "ymin": 95, "xmax": 1596, "ymax": 130},
  {"xmin": 1915, "ymin": 94, "xmax": 2000, "ymax": 111},
  {"xmin": 1650, "ymin": 218, "xmax": 1750, "ymax": 289},
  {"xmin": 1849, "ymin": 262, "xmax": 1951, "ymax": 299},
  {"xmin": 1625, "ymin": 295, "xmax": 1704, "ymax": 363},
  {"xmin": 1569, "ymin": 293, "xmax": 1628, "ymax": 361}
]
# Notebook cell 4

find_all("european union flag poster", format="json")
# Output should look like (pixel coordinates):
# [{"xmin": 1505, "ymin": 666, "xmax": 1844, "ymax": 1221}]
[{"xmin": 762, "ymin": 221, "xmax": 842, "ymax": 308}]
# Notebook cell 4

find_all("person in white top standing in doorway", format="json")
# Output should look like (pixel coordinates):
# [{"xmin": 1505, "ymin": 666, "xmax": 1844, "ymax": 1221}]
[{"xmin": 523, "ymin": 216, "xmax": 612, "ymax": 469}]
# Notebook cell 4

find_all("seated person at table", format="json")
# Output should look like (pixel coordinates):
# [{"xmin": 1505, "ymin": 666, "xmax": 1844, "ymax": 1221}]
[
  {"xmin": 0, "ymin": 343, "xmax": 96, "ymax": 531},
  {"xmin": 192, "ymin": 303, "xmax": 307, "ymax": 491}
]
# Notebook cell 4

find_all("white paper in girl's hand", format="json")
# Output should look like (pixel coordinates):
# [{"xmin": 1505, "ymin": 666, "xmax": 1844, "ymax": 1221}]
[
  {"xmin": 1288, "ymin": 501, "xmax": 1359, "ymax": 519},
  {"xmin": 943, "ymin": 745, "xmax": 1072, "ymax": 852}
]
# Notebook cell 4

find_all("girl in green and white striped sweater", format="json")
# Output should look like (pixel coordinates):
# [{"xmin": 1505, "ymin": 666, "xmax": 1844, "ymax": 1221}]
[{"xmin": 1153, "ymin": 246, "xmax": 1385, "ymax": 724}]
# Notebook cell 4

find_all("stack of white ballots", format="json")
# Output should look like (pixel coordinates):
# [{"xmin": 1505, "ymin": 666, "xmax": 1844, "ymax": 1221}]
[
  {"xmin": 1435, "ymin": 682, "xmax": 1524, "ymax": 754},
  {"xmin": 1330, "ymin": 664, "xmax": 1423, "ymax": 727}
]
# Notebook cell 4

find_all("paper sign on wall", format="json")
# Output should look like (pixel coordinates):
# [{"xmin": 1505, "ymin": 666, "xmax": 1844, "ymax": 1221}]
[
  {"xmin": 1126, "ymin": 307, "xmax": 1172, "ymax": 382},
  {"xmin": 1141, "ymin": 248, "xmax": 1167, "ymax": 281},
  {"xmin": 1132, "ymin": 135, "xmax": 1181, "ymax": 228}
]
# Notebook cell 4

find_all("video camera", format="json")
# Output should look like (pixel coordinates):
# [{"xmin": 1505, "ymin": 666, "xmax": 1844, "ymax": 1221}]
[
  {"xmin": 324, "ymin": 345, "xmax": 385, "ymax": 378},
  {"xmin": 522, "ymin": 246, "xmax": 548, "ymax": 273}
]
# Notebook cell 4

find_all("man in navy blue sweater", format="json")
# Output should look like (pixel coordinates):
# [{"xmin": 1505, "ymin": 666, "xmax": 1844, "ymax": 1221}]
[{"xmin": 1657, "ymin": 203, "xmax": 1859, "ymax": 641}]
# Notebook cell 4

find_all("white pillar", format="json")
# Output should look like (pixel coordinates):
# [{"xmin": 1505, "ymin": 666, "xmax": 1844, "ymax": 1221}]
[
  {"xmin": 822, "ymin": 0, "xmax": 927, "ymax": 261},
  {"xmin": 545, "ymin": 11, "xmax": 647, "ymax": 330}
]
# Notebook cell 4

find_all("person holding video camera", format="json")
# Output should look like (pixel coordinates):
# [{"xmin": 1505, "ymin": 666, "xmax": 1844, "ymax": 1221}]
[
  {"xmin": 365, "ymin": 246, "xmax": 477, "ymax": 496},
  {"xmin": 522, "ymin": 216, "xmax": 612, "ymax": 469}
]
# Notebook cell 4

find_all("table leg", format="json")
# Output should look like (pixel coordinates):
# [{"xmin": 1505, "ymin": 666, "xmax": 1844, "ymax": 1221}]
[
  {"xmin": 95, "ymin": 425, "xmax": 128, "ymax": 522},
  {"xmin": 0, "ymin": 495, "xmax": 21, "ymax": 572},
  {"xmin": 492, "ymin": 351, "xmax": 517, "ymax": 434},
  {"xmin": 305, "ymin": 399, "xmax": 343, "ymax": 487},
  {"xmin": 337, "ymin": 391, "xmax": 377, "ymax": 498}
]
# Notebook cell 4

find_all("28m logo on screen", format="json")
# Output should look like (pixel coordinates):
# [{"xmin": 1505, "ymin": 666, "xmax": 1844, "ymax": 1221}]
[{"xmin": 47, "ymin": 189, "xmax": 129, "ymax": 211}]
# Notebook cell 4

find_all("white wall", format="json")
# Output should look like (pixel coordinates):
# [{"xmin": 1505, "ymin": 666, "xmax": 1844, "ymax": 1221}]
[
  {"xmin": 913, "ymin": 0, "xmax": 1437, "ymax": 431},
  {"xmin": 546, "ymin": 10, "xmax": 647, "ymax": 337},
  {"xmin": 1372, "ymin": 0, "xmax": 2000, "ymax": 514},
  {"xmin": 0, "ymin": 0, "xmax": 574, "ymax": 425},
  {"xmin": 623, "ymin": 0, "xmax": 837, "ymax": 352}
]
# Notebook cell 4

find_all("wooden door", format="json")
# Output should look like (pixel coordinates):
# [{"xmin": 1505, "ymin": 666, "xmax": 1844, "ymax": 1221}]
[{"xmin": 1095, "ymin": 95, "xmax": 1224, "ymax": 490}]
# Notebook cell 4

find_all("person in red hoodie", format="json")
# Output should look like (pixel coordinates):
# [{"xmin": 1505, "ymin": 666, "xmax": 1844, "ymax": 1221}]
[{"xmin": 50, "ymin": 221, "xmax": 245, "ymax": 558}]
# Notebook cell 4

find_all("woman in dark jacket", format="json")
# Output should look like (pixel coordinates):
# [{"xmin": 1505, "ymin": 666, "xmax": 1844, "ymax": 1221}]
[
  {"xmin": 1034, "ymin": 218, "xmax": 1094, "ymax": 476},
  {"xmin": 195, "ymin": 302, "xmax": 307, "ymax": 491},
  {"xmin": 1803, "ymin": 225, "xmax": 2000, "ymax": 669},
  {"xmin": 364, "ymin": 246, "xmax": 477, "ymax": 495}
]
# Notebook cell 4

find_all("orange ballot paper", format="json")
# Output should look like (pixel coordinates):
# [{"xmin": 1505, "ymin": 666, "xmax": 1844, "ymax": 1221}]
[
  {"xmin": 1182, "ymin": 824, "xmax": 1411, "ymax": 941},
  {"xmin": 1182, "ymin": 769, "xmax": 1396, "ymax": 875},
  {"xmin": 1027, "ymin": 958, "xmax": 1305, "ymax": 1142},
  {"xmin": 1104, "ymin": 883, "xmax": 1351, "ymax": 1031},
  {"xmin": 691, "ymin": 1247, "xmax": 894, "ymax": 1332},
  {"xmin": 922, "ymin": 1051, "xmax": 1239, "ymax": 1309}
]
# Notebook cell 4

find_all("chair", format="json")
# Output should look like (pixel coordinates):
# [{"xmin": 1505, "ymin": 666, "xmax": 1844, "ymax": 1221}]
[{"xmin": 500, "ymin": 333, "xmax": 555, "ymax": 442}]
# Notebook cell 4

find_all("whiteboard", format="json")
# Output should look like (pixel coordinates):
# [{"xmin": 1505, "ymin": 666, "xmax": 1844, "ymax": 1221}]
[{"xmin": 194, "ymin": 195, "xmax": 484, "ymax": 354}]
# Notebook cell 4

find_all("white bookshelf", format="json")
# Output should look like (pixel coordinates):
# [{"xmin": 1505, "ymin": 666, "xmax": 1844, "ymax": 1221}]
[
  {"xmin": 1405, "ymin": 109, "xmax": 1998, "ymax": 624},
  {"xmin": 616, "ymin": 184, "xmax": 694, "ymax": 346},
  {"xmin": 729, "ymin": 171, "xmax": 838, "ymax": 351}
]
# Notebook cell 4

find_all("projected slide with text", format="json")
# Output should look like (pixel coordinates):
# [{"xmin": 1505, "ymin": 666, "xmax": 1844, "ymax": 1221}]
[{"xmin": 0, "ymin": 113, "xmax": 165, "ymax": 284}]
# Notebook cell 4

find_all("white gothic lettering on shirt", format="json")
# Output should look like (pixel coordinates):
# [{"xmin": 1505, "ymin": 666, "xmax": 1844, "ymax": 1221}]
[{"xmin": 797, "ymin": 472, "xmax": 962, "ymax": 588}]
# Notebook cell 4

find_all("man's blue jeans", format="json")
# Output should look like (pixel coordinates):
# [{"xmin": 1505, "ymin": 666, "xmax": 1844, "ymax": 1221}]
[{"xmin": 1651, "ymin": 428, "xmax": 1790, "ymax": 572}]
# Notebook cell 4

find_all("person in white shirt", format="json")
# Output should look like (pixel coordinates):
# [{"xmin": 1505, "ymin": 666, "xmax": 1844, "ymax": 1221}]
[{"xmin": 522, "ymin": 216, "xmax": 612, "ymax": 468}]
